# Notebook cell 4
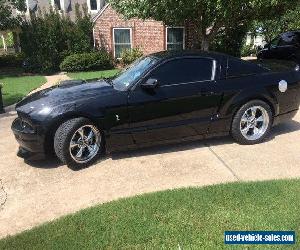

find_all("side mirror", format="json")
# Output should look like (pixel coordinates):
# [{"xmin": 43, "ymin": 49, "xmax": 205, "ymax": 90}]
[
  {"xmin": 141, "ymin": 78, "xmax": 158, "ymax": 89},
  {"xmin": 264, "ymin": 44, "xmax": 270, "ymax": 49}
]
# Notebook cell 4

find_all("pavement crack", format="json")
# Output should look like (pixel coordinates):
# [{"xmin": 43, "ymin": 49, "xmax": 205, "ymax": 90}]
[
  {"xmin": 205, "ymin": 143, "xmax": 240, "ymax": 181},
  {"xmin": 0, "ymin": 178, "xmax": 8, "ymax": 209}
]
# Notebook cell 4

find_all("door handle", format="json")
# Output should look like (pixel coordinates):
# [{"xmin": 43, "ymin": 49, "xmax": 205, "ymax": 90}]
[{"xmin": 199, "ymin": 90, "xmax": 215, "ymax": 96}]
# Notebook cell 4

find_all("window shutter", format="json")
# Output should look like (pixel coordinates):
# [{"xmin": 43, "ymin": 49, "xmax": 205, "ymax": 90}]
[{"xmin": 28, "ymin": 0, "xmax": 38, "ymax": 11}]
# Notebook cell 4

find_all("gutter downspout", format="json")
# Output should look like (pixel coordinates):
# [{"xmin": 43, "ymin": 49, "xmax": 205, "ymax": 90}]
[{"xmin": 93, "ymin": 27, "xmax": 96, "ymax": 49}]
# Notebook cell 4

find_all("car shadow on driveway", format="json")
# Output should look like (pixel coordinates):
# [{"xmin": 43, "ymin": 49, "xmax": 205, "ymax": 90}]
[
  {"xmin": 265, "ymin": 120, "xmax": 300, "ymax": 142},
  {"xmin": 110, "ymin": 120, "xmax": 300, "ymax": 160},
  {"xmin": 110, "ymin": 136, "xmax": 233, "ymax": 161},
  {"xmin": 25, "ymin": 156, "xmax": 63, "ymax": 169},
  {"xmin": 24, "ymin": 120, "xmax": 300, "ymax": 170}
]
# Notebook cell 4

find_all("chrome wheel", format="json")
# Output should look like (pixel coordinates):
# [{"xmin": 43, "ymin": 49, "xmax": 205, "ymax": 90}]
[
  {"xmin": 69, "ymin": 125, "xmax": 101, "ymax": 164},
  {"xmin": 240, "ymin": 106, "xmax": 269, "ymax": 141}
]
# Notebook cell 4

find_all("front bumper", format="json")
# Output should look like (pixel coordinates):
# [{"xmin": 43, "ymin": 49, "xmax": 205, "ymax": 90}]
[{"xmin": 11, "ymin": 118, "xmax": 46, "ymax": 156}]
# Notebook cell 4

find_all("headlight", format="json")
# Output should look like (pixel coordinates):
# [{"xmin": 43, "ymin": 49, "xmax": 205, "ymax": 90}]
[
  {"xmin": 295, "ymin": 65, "xmax": 300, "ymax": 72},
  {"xmin": 13, "ymin": 118, "xmax": 35, "ymax": 133},
  {"xmin": 21, "ymin": 119, "xmax": 35, "ymax": 133}
]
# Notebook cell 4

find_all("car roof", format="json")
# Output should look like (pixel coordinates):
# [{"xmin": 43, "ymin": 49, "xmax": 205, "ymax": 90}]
[
  {"xmin": 281, "ymin": 31, "xmax": 300, "ymax": 35},
  {"xmin": 150, "ymin": 50, "xmax": 229, "ymax": 61}
]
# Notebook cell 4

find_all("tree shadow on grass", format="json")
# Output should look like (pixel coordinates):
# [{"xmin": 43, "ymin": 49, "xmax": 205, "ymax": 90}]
[{"xmin": 2, "ymin": 93, "xmax": 24, "ymax": 107}]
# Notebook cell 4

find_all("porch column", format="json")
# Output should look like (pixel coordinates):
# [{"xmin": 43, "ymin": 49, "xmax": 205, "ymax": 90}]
[{"xmin": 1, "ymin": 34, "xmax": 7, "ymax": 52}]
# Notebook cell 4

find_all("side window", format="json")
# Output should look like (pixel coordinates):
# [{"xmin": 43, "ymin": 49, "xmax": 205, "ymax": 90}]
[
  {"xmin": 270, "ymin": 37, "xmax": 280, "ymax": 47},
  {"xmin": 278, "ymin": 32, "xmax": 297, "ymax": 46},
  {"xmin": 227, "ymin": 58, "xmax": 267, "ymax": 78},
  {"xmin": 149, "ymin": 58, "xmax": 214, "ymax": 86}
]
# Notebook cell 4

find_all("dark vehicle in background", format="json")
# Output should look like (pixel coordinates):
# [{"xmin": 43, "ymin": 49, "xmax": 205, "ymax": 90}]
[
  {"xmin": 12, "ymin": 51, "xmax": 300, "ymax": 169},
  {"xmin": 257, "ymin": 31, "xmax": 300, "ymax": 62}
]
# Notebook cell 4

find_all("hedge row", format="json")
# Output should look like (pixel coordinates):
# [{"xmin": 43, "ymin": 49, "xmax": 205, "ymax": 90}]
[
  {"xmin": 60, "ymin": 51, "xmax": 114, "ymax": 72},
  {"xmin": 0, "ymin": 53, "xmax": 25, "ymax": 67}
]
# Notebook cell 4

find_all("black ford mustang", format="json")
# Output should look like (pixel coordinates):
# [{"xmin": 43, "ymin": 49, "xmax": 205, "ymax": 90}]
[{"xmin": 12, "ymin": 51, "xmax": 300, "ymax": 169}]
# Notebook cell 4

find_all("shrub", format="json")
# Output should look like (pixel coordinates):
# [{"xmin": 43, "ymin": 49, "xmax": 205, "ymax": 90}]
[
  {"xmin": 0, "ymin": 53, "xmax": 25, "ymax": 67},
  {"xmin": 120, "ymin": 48, "xmax": 143, "ymax": 65},
  {"xmin": 20, "ymin": 4, "xmax": 94, "ymax": 73},
  {"xmin": 60, "ymin": 51, "xmax": 114, "ymax": 72},
  {"xmin": 0, "ymin": 32, "xmax": 14, "ymax": 48},
  {"xmin": 241, "ymin": 44, "xmax": 257, "ymax": 57}
]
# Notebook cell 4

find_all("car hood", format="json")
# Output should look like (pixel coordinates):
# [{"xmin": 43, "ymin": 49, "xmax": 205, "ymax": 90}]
[{"xmin": 16, "ymin": 79, "xmax": 116, "ymax": 115}]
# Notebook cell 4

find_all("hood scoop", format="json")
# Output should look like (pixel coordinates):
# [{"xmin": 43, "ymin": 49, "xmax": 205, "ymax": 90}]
[{"xmin": 58, "ymin": 80, "xmax": 86, "ymax": 88}]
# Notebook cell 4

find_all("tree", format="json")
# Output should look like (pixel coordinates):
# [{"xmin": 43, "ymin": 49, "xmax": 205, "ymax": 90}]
[
  {"xmin": 0, "ymin": 0, "xmax": 25, "ymax": 30},
  {"xmin": 251, "ymin": 4, "xmax": 300, "ymax": 43},
  {"xmin": 109, "ymin": 0, "xmax": 295, "ymax": 51},
  {"xmin": 211, "ymin": 23, "xmax": 249, "ymax": 57},
  {"xmin": 20, "ymin": 4, "xmax": 94, "ymax": 73}
]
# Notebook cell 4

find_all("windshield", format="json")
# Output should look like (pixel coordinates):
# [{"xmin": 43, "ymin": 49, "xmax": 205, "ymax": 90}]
[{"xmin": 112, "ymin": 56, "xmax": 159, "ymax": 91}]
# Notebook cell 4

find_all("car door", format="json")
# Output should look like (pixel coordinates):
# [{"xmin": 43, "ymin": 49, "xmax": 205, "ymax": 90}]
[{"xmin": 127, "ymin": 57, "xmax": 223, "ymax": 144}]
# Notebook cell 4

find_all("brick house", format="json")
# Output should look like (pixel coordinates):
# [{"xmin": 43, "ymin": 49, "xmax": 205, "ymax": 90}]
[{"xmin": 93, "ymin": 4, "xmax": 200, "ymax": 58}]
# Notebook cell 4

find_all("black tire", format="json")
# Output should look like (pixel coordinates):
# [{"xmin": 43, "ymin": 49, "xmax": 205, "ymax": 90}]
[
  {"xmin": 231, "ymin": 100, "xmax": 273, "ymax": 145},
  {"xmin": 54, "ymin": 118, "xmax": 104, "ymax": 170}
]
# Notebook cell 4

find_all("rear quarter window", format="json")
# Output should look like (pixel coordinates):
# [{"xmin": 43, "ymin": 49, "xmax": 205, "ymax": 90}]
[
  {"xmin": 227, "ymin": 58, "xmax": 268, "ymax": 78},
  {"xmin": 279, "ymin": 32, "xmax": 300, "ymax": 46}
]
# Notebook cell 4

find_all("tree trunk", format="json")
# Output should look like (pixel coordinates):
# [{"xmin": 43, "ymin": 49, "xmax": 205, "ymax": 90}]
[{"xmin": 201, "ymin": 38, "xmax": 210, "ymax": 51}]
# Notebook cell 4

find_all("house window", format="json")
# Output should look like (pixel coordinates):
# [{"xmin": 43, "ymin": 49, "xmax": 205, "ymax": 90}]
[
  {"xmin": 90, "ymin": 0, "xmax": 98, "ymax": 10},
  {"xmin": 166, "ymin": 27, "xmax": 185, "ymax": 50},
  {"xmin": 113, "ymin": 28, "xmax": 132, "ymax": 59},
  {"xmin": 16, "ymin": 0, "xmax": 29, "ymax": 14},
  {"xmin": 54, "ymin": 0, "xmax": 62, "ymax": 10},
  {"xmin": 88, "ymin": 0, "xmax": 101, "ymax": 12}
]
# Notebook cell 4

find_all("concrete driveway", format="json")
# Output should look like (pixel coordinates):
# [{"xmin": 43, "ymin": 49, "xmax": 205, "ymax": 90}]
[{"xmin": 0, "ymin": 110, "xmax": 300, "ymax": 238}]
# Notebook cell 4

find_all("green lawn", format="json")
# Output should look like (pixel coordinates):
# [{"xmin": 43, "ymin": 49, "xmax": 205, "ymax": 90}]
[
  {"xmin": 0, "ymin": 70, "xmax": 46, "ymax": 107},
  {"xmin": 68, "ymin": 69, "xmax": 120, "ymax": 80},
  {"xmin": 1, "ymin": 179, "xmax": 299, "ymax": 249}
]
